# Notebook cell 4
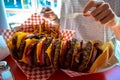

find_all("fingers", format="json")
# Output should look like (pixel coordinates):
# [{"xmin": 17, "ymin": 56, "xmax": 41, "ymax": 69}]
[
  {"xmin": 95, "ymin": 8, "xmax": 112, "ymax": 21},
  {"xmin": 91, "ymin": 3, "xmax": 109, "ymax": 17},
  {"xmin": 40, "ymin": 7, "xmax": 53, "ymax": 18},
  {"xmin": 83, "ymin": 0, "xmax": 116, "ymax": 26},
  {"xmin": 42, "ymin": 11, "xmax": 55, "ymax": 19},
  {"xmin": 40, "ymin": 7, "xmax": 58, "ymax": 21},
  {"xmin": 92, "ymin": 3, "xmax": 115, "ymax": 24},
  {"xmin": 43, "ymin": 10, "xmax": 53, "ymax": 16},
  {"xmin": 100, "ymin": 11, "xmax": 115, "ymax": 24},
  {"xmin": 41, "ymin": 7, "xmax": 51, "ymax": 13},
  {"xmin": 83, "ymin": 0, "xmax": 104, "ymax": 13}
]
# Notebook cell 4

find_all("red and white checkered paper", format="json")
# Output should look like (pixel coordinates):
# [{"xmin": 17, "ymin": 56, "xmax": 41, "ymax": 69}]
[
  {"xmin": 19, "ymin": 13, "xmax": 56, "ymax": 33},
  {"xmin": 60, "ymin": 29, "xmax": 75, "ymax": 41},
  {"xmin": 16, "ymin": 62, "xmax": 55, "ymax": 80},
  {"xmin": 0, "ymin": 29, "xmax": 16, "ymax": 42},
  {"xmin": 1, "ymin": 12, "xmax": 80, "ymax": 80},
  {"xmin": 61, "ymin": 69, "xmax": 90, "ymax": 77},
  {"xmin": 20, "ymin": 13, "xmax": 43, "ymax": 32}
]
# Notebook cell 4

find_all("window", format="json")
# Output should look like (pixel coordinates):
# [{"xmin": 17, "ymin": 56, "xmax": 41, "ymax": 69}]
[
  {"xmin": 4, "ymin": 0, "xmax": 32, "ymax": 9},
  {"xmin": 4, "ymin": 0, "xmax": 61, "ymax": 29}
]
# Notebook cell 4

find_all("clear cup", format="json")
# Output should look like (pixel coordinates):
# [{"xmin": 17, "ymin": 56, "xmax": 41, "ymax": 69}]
[{"xmin": 0, "ymin": 61, "xmax": 14, "ymax": 80}]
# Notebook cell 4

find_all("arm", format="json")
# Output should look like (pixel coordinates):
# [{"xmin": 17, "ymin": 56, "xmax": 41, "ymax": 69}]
[
  {"xmin": 83, "ymin": 0, "xmax": 120, "ymax": 40},
  {"xmin": 111, "ymin": 17, "xmax": 120, "ymax": 40}
]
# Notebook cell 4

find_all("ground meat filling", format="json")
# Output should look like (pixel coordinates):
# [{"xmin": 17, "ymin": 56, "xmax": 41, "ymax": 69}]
[{"xmin": 78, "ymin": 42, "xmax": 92, "ymax": 72}]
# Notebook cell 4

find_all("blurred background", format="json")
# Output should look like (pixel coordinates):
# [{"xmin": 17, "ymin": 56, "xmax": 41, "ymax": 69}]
[
  {"xmin": 3, "ymin": 0, "xmax": 61, "ymax": 29},
  {"xmin": 0, "ymin": 0, "xmax": 61, "ymax": 62}
]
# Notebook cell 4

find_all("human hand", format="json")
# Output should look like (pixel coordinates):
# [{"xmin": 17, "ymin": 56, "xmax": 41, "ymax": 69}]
[
  {"xmin": 40, "ymin": 7, "xmax": 58, "ymax": 21},
  {"xmin": 83, "ymin": 0, "xmax": 119, "ymax": 28}
]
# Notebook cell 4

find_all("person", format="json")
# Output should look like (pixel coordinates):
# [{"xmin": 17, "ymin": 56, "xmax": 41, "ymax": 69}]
[
  {"xmin": 40, "ymin": 0, "xmax": 120, "ymax": 68},
  {"xmin": 83, "ymin": 0, "xmax": 120, "ymax": 41},
  {"xmin": 40, "ymin": 0, "xmax": 120, "ymax": 43}
]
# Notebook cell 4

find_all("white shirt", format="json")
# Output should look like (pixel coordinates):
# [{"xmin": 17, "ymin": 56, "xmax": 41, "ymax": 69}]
[
  {"xmin": 60, "ymin": 0, "xmax": 120, "ymax": 42},
  {"xmin": 59, "ymin": 0, "xmax": 120, "ymax": 67}
]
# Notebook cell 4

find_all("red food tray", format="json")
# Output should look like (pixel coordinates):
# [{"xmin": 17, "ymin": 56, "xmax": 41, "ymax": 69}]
[
  {"xmin": 17, "ymin": 63, "xmax": 55, "ymax": 80},
  {"xmin": 48, "ymin": 65, "xmax": 120, "ymax": 80}
]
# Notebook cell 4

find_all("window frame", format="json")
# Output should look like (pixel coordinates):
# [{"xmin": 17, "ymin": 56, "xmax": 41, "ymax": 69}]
[
  {"xmin": 5, "ymin": 0, "xmax": 61, "ymax": 27},
  {"xmin": 5, "ymin": 0, "xmax": 38, "ymax": 14}
]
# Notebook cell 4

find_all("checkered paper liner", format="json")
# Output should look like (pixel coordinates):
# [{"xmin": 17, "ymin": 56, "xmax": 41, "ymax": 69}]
[
  {"xmin": 19, "ymin": 13, "xmax": 44, "ymax": 33},
  {"xmin": 60, "ymin": 29, "xmax": 75, "ymax": 41},
  {"xmin": 61, "ymin": 69, "xmax": 90, "ymax": 77},
  {"xmin": 1, "ymin": 12, "xmax": 77, "ymax": 80},
  {"xmin": 0, "ymin": 29, "xmax": 75, "ymax": 44},
  {"xmin": 0, "ymin": 29, "xmax": 16, "ymax": 42},
  {"xmin": 16, "ymin": 62, "xmax": 56, "ymax": 80},
  {"xmin": 19, "ymin": 12, "xmax": 60, "ymax": 37}
]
